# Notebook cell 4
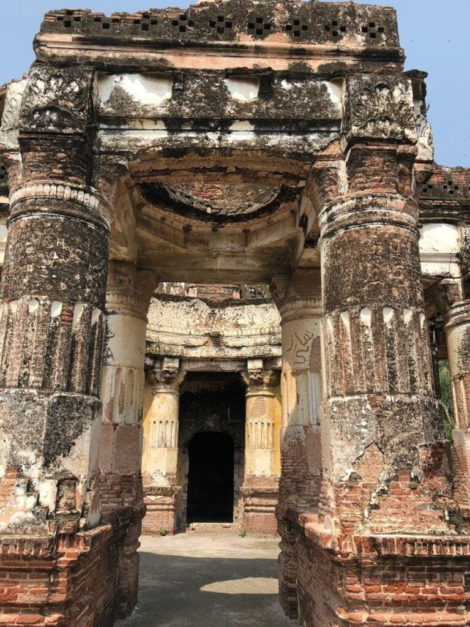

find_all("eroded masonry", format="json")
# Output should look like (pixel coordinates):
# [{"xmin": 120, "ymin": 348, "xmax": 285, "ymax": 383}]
[{"xmin": 0, "ymin": 1, "xmax": 470, "ymax": 625}]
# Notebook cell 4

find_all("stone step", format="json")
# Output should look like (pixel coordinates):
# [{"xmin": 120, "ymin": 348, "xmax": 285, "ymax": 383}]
[{"xmin": 187, "ymin": 521, "xmax": 244, "ymax": 533}]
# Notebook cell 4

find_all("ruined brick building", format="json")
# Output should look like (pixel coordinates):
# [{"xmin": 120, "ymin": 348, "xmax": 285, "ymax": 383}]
[{"xmin": 1, "ymin": 0, "xmax": 470, "ymax": 625}]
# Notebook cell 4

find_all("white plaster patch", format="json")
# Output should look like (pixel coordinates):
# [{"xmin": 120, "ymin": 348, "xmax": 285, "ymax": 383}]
[
  {"xmin": 383, "ymin": 307, "xmax": 394, "ymax": 326},
  {"xmin": 403, "ymin": 309, "xmax": 413, "ymax": 325},
  {"xmin": 229, "ymin": 120, "xmax": 255, "ymax": 132},
  {"xmin": 38, "ymin": 479, "xmax": 58, "ymax": 512},
  {"xmin": 98, "ymin": 73, "xmax": 173, "ymax": 107},
  {"xmin": 72, "ymin": 302, "xmax": 85, "ymax": 329},
  {"xmin": 360, "ymin": 307, "xmax": 372, "ymax": 327},
  {"xmin": 224, "ymin": 77, "xmax": 259, "ymax": 102},
  {"xmin": 91, "ymin": 308, "xmax": 102, "ymax": 325},
  {"xmin": 340, "ymin": 311, "xmax": 350, "ymax": 331},
  {"xmin": 325, "ymin": 79, "xmax": 344, "ymax": 108},
  {"xmin": 28, "ymin": 298, "xmax": 39, "ymax": 314},
  {"xmin": 419, "ymin": 223, "xmax": 459, "ymax": 254},
  {"xmin": 50, "ymin": 301, "xmax": 63, "ymax": 318}
]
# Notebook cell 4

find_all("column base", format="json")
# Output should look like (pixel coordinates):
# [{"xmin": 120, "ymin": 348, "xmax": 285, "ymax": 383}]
[
  {"xmin": 142, "ymin": 486, "xmax": 181, "ymax": 535},
  {"xmin": 241, "ymin": 477, "xmax": 279, "ymax": 535},
  {"xmin": 279, "ymin": 512, "xmax": 470, "ymax": 626}
]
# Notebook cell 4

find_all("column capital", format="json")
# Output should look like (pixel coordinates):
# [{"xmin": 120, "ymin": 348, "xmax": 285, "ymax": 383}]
[
  {"xmin": 445, "ymin": 299, "xmax": 470, "ymax": 332},
  {"xmin": 271, "ymin": 269, "xmax": 321, "ymax": 322},
  {"xmin": 19, "ymin": 64, "xmax": 95, "ymax": 136},
  {"xmin": 146, "ymin": 356, "xmax": 185, "ymax": 393},
  {"xmin": 106, "ymin": 261, "xmax": 158, "ymax": 320},
  {"xmin": 242, "ymin": 364, "xmax": 279, "ymax": 393}
]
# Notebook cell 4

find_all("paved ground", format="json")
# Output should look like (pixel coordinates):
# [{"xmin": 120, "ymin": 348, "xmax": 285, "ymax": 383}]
[{"xmin": 117, "ymin": 531, "xmax": 294, "ymax": 627}]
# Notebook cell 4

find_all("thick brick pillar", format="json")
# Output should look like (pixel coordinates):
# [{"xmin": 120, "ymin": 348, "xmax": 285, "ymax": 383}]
[
  {"xmin": 0, "ymin": 64, "xmax": 109, "ymax": 532},
  {"xmin": 97, "ymin": 260, "xmax": 155, "ymax": 615},
  {"xmin": 446, "ymin": 300, "xmax": 470, "ymax": 516},
  {"xmin": 241, "ymin": 361, "xmax": 280, "ymax": 535},
  {"xmin": 142, "ymin": 358, "xmax": 185, "ymax": 535},
  {"xmin": 319, "ymin": 155, "xmax": 450, "ymax": 534},
  {"xmin": 283, "ymin": 75, "xmax": 470, "ymax": 627},
  {"xmin": 272, "ymin": 269, "xmax": 323, "ymax": 618},
  {"xmin": 0, "ymin": 64, "xmax": 130, "ymax": 625}
]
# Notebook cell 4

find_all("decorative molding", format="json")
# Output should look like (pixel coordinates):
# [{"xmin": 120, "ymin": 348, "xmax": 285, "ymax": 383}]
[{"xmin": 9, "ymin": 182, "xmax": 111, "ymax": 228}]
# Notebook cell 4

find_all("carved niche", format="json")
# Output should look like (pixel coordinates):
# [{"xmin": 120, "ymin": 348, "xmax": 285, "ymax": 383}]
[{"xmin": 20, "ymin": 64, "xmax": 94, "ymax": 134}]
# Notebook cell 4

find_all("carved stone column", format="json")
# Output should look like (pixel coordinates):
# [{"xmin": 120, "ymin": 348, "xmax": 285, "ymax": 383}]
[
  {"xmin": 98, "ymin": 261, "xmax": 155, "ymax": 485},
  {"xmin": 271, "ymin": 269, "xmax": 323, "ymax": 617},
  {"xmin": 241, "ymin": 360, "xmax": 280, "ymax": 535},
  {"xmin": 96, "ymin": 261, "xmax": 156, "ymax": 615},
  {"xmin": 277, "ymin": 75, "xmax": 466, "ymax": 626},
  {"xmin": 273, "ymin": 271, "xmax": 323, "ymax": 514},
  {"xmin": 446, "ymin": 300, "xmax": 470, "ymax": 514},
  {"xmin": 142, "ymin": 357, "xmax": 185, "ymax": 534}
]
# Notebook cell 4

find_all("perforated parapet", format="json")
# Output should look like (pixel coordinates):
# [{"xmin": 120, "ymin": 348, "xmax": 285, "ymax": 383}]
[{"xmin": 39, "ymin": 0, "xmax": 400, "ymax": 50}]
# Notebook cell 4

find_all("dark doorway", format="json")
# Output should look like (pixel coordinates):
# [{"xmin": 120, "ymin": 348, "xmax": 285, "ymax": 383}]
[{"xmin": 187, "ymin": 432, "xmax": 234, "ymax": 523}]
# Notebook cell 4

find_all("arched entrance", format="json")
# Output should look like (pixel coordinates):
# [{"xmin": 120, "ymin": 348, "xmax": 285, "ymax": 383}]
[{"xmin": 187, "ymin": 432, "xmax": 234, "ymax": 523}]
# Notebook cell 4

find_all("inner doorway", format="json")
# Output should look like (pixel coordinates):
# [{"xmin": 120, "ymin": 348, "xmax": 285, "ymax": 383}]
[{"xmin": 187, "ymin": 432, "xmax": 234, "ymax": 523}]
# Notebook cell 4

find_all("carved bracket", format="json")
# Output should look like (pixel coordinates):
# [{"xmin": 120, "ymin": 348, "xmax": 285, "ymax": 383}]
[
  {"xmin": 343, "ymin": 74, "xmax": 416, "ymax": 145},
  {"xmin": 20, "ymin": 64, "xmax": 95, "ymax": 135}
]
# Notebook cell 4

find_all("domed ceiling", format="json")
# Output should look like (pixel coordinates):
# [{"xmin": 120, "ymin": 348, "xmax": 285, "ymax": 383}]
[{"xmin": 140, "ymin": 182, "xmax": 291, "ymax": 223}]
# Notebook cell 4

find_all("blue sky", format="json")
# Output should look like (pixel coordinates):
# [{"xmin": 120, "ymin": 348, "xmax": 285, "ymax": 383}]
[{"xmin": 0, "ymin": 0, "xmax": 468, "ymax": 167}]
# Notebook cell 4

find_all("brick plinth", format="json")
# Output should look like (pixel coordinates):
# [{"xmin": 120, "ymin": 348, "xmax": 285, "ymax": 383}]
[
  {"xmin": 142, "ymin": 487, "xmax": 180, "ymax": 535},
  {"xmin": 0, "ymin": 469, "xmax": 145, "ymax": 625},
  {"xmin": 0, "ymin": 525, "xmax": 122, "ymax": 627},
  {"xmin": 285, "ymin": 513, "xmax": 470, "ymax": 626},
  {"xmin": 242, "ymin": 480, "xmax": 279, "ymax": 535}
]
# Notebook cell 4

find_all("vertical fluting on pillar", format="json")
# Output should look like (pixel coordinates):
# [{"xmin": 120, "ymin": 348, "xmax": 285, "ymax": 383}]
[
  {"xmin": 141, "ymin": 357, "xmax": 185, "ymax": 535},
  {"xmin": 241, "ymin": 361, "xmax": 280, "ymax": 535},
  {"xmin": 243, "ymin": 363, "xmax": 278, "ymax": 477},
  {"xmin": 318, "ymin": 78, "xmax": 453, "ymax": 535},
  {"xmin": 0, "ymin": 63, "xmax": 112, "ymax": 533},
  {"xmin": 446, "ymin": 300, "xmax": 470, "ymax": 516}
]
